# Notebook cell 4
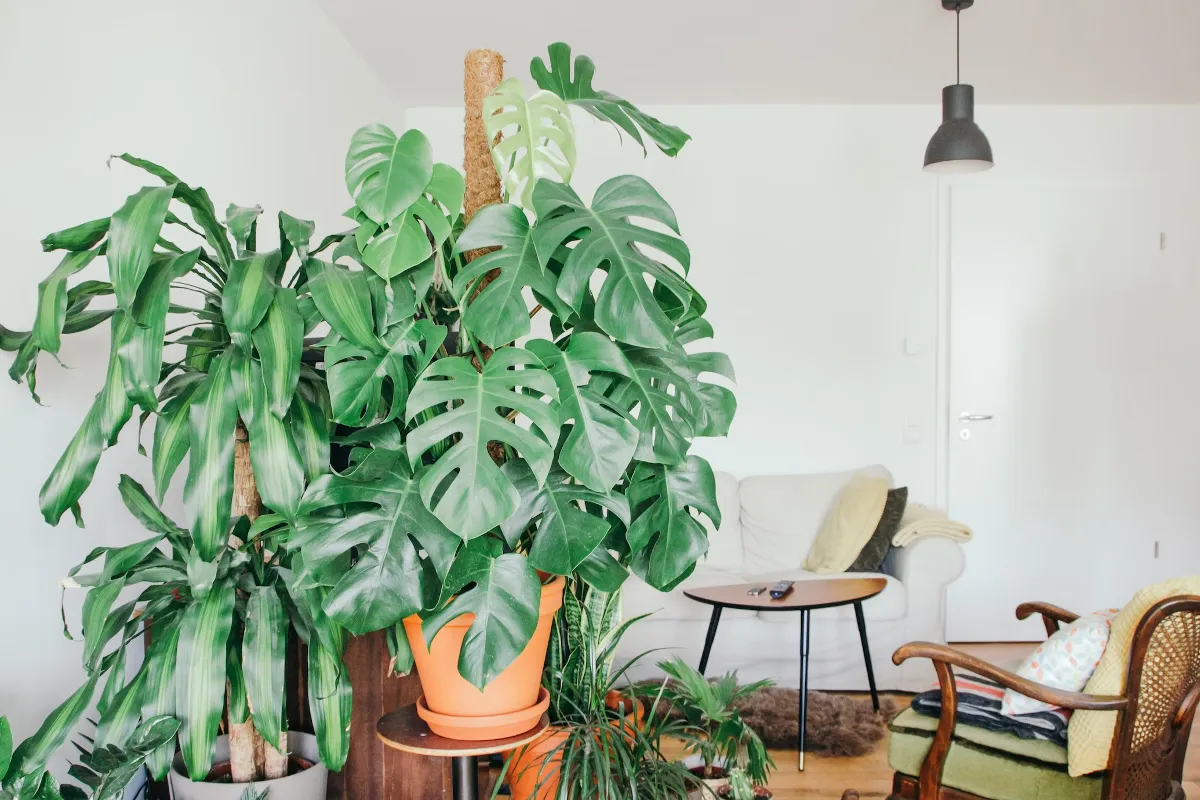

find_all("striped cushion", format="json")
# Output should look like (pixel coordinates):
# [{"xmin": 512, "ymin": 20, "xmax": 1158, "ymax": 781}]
[{"xmin": 911, "ymin": 674, "xmax": 1071, "ymax": 747}]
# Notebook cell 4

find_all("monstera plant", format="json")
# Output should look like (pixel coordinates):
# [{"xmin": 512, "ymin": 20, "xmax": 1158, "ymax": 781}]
[{"xmin": 292, "ymin": 41, "xmax": 734, "ymax": 692}]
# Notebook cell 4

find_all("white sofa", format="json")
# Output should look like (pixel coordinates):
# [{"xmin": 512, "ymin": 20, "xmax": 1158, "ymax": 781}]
[{"xmin": 616, "ymin": 466, "xmax": 966, "ymax": 692}]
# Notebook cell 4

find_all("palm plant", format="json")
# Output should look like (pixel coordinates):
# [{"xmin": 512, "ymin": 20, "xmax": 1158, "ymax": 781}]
[{"xmin": 656, "ymin": 658, "xmax": 775, "ymax": 786}]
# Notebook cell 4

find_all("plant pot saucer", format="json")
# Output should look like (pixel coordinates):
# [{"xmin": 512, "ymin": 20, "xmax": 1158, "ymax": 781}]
[{"xmin": 416, "ymin": 686, "xmax": 550, "ymax": 741}]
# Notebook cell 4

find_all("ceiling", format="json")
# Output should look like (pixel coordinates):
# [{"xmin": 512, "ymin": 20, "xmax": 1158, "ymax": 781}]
[{"xmin": 317, "ymin": 0, "xmax": 1200, "ymax": 107}]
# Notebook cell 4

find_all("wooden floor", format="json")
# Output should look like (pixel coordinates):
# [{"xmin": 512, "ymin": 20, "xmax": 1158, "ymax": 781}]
[{"xmin": 752, "ymin": 642, "xmax": 1200, "ymax": 798}]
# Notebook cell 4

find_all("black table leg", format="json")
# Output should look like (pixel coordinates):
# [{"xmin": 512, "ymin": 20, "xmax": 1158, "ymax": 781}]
[
  {"xmin": 697, "ymin": 605, "xmax": 723, "ymax": 676},
  {"xmin": 798, "ymin": 608, "xmax": 810, "ymax": 771},
  {"xmin": 853, "ymin": 601, "xmax": 880, "ymax": 713},
  {"xmin": 452, "ymin": 755, "xmax": 478, "ymax": 800}
]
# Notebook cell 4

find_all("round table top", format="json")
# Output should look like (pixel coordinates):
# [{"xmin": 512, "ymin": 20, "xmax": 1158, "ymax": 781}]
[
  {"xmin": 684, "ymin": 577, "xmax": 887, "ymax": 612},
  {"xmin": 376, "ymin": 704, "xmax": 551, "ymax": 758}
]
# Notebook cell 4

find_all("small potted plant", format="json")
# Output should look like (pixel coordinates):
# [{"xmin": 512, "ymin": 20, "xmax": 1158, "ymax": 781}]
[
  {"xmin": 656, "ymin": 658, "xmax": 775, "ymax": 799},
  {"xmin": 717, "ymin": 767, "xmax": 774, "ymax": 800}
]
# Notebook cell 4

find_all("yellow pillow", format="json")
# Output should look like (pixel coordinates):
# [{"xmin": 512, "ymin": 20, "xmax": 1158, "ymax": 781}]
[
  {"xmin": 803, "ymin": 475, "xmax": 889, "ymax": 574},
  {"xmin": 1067, "ymin": 575, "xmax": 1200, "ymax": 777}
]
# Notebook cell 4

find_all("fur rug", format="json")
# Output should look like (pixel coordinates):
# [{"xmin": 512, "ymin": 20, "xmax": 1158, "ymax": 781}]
[{"xmin": 643, "ymin": 682, "xmax": 898, "ymax": 757}]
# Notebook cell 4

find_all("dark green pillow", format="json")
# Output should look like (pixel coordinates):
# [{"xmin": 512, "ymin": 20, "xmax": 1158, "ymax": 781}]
[{"xmin": 847, "ymin": 486, "xmax": 908, "ymax": 573}]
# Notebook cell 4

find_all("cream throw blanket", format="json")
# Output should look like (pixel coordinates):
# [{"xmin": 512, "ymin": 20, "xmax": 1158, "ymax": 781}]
[{"xmin": 891, "ymin": 502, "xmax": 973, "ymax": 547}]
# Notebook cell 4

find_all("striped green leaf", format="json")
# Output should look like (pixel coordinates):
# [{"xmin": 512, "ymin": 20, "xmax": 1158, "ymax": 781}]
[
  {"xmin": 118, "ymin": 249, "xmax": 200, "ymax": 410},
  {"xmin": 152, "ymin": 378, "xmax": 201, "ymax": 501},
  {"xmin": 97, "ymin": 312, "xmax": 136, "ymax": 445},
  {"xmin": 247, "ymin": 383, "xmax": 304, "ymax": 520},
  {"xmin": 31, "ymin": 249, "xmax": 99, "ymax": 354},
  {"xmin": 95, "ymin": 659, "xmax": 149, "ymax": 748},
  {"xmin": 287, "ymin": 386, "xmax": 331, "ymax": 484},
  {"xmin": 279, "ymin": 211, "xmax": 315, "ymax": 263},
  {"xmin": 304, "ymin": 258, "xmax": 379, "ymax": 351},
  {"xmin": 38, "ymin": 400, "xmax": 102, "ymax": 527},
  {"xmin": 251, "ymin": 288, "xmax": 302, "ymax": 419},
  {"xmin": 0, "ymin": 717, "xmax": 10, "ymax": 782},
  {"xmin": 80, "ymin": 578, "xmax": 125, "ymax": 671},
  {"xmin": 307, "ymin": 641, "xmax": 351, "ymax": 772},
  {"xmin": 175, "ymin": 581, "xmax": 235, "ymax": 780},
  {"xmin": 243, "ymin": 587, "xmax": 287, "ymax": 752},
  {"xmin": 41, "ymin": 217, "xmax": 110, "ymax": 253},
  {"xmin": 117, "ymin": 475, "xmax": 183, "ymax": 540},
  {"xmin": 107, "ymin": 185, "xmax": 176, "ymax": 310},
  {"xmin": 226, "ymin": 641, "xmax": 249, "ymax": 724},
  {"xmin": 182, "ymin": 353, "xmax": 237, "ymax": 562},
  {"xmin": 96, "ymin": 641, "xmax": 127, "ymax": 717},
  {"xmin": 141, "ymin": 619, "xmax": 180, "ymax": 780},
  {"xmin": 225, "ymin": 204, "xmax": 263, "ymax": 255},
  {"xmin": 222, "ymin": 251, "xmax": 280, "ymax": 350},
  {"xmin": 2, "ymin": 675, "xmax": 98, "ymax": 793}
]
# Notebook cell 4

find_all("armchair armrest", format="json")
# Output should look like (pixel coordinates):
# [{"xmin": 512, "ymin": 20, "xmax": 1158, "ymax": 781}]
[
  {"xmin": 891, "ymin": 641, "xmax": 1127, "ymax": 798},
  {"xmin": 1015, "ymin": 601, "xmax": 1080, "ymax": 637}
]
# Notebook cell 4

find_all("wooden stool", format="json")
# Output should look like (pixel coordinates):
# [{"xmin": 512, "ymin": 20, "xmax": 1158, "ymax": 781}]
[{"xmin": 376, "ymin": 705, "xmax": 549, "ymax": 800}]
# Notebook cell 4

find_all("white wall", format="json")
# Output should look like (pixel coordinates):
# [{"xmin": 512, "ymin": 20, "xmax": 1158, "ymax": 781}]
[{"xmin": 0, "ymin": 0, "xmax": 401, "ymax": 750}]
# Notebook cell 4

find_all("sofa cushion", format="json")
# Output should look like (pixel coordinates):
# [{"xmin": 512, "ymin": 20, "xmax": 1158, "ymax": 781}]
[
  {"xmin": 697, "ymin": 471, "xmax": 743, "ymax": 575},
  {"xmin": 889, "ymin": 708, "xmax": 1101, "ymax": 800},
  {"xmin": 621, "ymin": 568, "xmax": 757, "ymax": 623},
  {"xmin": 743, "ymin": 571, "xmax": 907, "ymax": 622},
  {"xmin": 739, "ymin": 466, "xmax": 893, "ymax": 576},
  {"xmin": 802, "ymin": 474, "xmax": 889, "ymax": 574}
]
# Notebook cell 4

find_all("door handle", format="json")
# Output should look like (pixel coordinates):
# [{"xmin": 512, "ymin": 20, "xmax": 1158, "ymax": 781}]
[{"xmin": 959, "ymin": 413, "xmax": 994, "ymax": 421}]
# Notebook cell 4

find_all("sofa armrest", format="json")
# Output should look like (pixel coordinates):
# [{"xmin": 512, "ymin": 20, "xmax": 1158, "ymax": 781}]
[{"xmin": 885, "ymin": 537, "xmax": 967, "ymax": 691}]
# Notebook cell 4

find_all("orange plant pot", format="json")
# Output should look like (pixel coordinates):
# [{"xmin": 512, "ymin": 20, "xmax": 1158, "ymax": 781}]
[{"xmin": 403, "ymin": 575, "xmax": 565, "ymax": 735}]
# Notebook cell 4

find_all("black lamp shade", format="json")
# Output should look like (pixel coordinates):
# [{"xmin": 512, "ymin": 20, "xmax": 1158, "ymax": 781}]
[{"xmin": 924, "ymin": 84, "xmax": 994, "ymax": 173}]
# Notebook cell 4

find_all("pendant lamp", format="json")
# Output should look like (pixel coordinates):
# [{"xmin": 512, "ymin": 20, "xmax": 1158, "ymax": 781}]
[{"xmin": 924, "ymin": 0, "xmax": 993, "ymax": 173}]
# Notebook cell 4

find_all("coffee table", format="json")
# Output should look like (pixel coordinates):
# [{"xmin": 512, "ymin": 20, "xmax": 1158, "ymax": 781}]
[
  {"xmin": 684, "ymin": 577, "xmax": 887, "ymax": 770},
  {"xmin": 377, "ymin": 704, "xmax": 549, "ymax": 800}
]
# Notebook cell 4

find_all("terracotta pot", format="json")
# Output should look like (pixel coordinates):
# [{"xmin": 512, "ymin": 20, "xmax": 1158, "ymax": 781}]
[
  {"xmin": 506, "ymin": 726, "xmax": 570, "ymax": 800},
  {"xmin": 687, "ymin": 766, "xmax": 729, "ymax": 800},
  {"xmin": 716, "ymin": 786, "xmax": 773, "ymax": 800},
  {"xmin": 403, "ymin": 575, "xmax": 564, "ymax": 737}
]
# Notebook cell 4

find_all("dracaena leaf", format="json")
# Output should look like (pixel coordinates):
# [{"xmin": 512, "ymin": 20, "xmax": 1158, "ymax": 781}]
[
  {"xmin": 243, "ymin": 587, "xmax": 287, "ymax": 752},
  {"xmin": 107, "ymin": 185, "xmax": 176, "ymax": 311},
  {"xmin": 140, "ymin": 620, "xmax": 180, "ymax": 780},
  {"xmin": 532, "ymin": 176, "xmax": 692, "ymax": 350},
  {"xmin": 182, "ymin": 353, "xmax": 238, "ymax": 562},
  {"xmin": 224, "ymin": 204, "xmax": 262, "ymax": 255},
  {"xmin": 404, "ymin": 348, "xmax": 560, "ymax": 539},
  {"xmin": 41, "ymin": 217, "xmax": 110, "ymax": 253},
  {"xmin": 251, "ymin": 288, "xmax": 302, "ymax": 419},
  {"xmin": 526, "ymin": 335, "xmax": 636, "ymax": 492},
  {"xmin": 152, "ymin": 378, "xmax": 201, "ymax": 501},
  {"xmin": 307, "ymin": 640, "xmax": 351, "ymax": 772},
  {"xmin": 279, "ymin": 211, "xmax": 316, "ymax": 263},
  {"xmin": 420, "ymin": 549, "xmax": 541, "ymax": 691},
  {"xmin": 345, "ymin": 126, "xmax": 433, "ymax": 226},
  {"xmin": 483, "ymin": 78, "xmax": 576, "ymax": 210},
  {"xmin": 626, "ymin": 456, "xmax": 720, "ymax": 589},
  {"xmin": 175, "ymin": 581, "xmax": 235, "ymax": 780},
  {"xmin": 95, "ymin": 660, "xmax": 149, "ymax": 749},
  {"xmin": 222, "ymin": 250, "xmax": 280, "ymax": 350},
  {"xmin": 455, "ymin": 204, "xmax": 567, "ymax": 347},
  {"xmin": 31, "ymin": 249, "xmax": 99, "ymax": 355},
  {"xmin": 3, "ymin": 675, "xmax": 98, "ymax": 790},
  {"xmin": 119, "ymin": 249, "xmax": 200, "ymax": 410},
  {"xmin": 531, "ymin": 43, "xmax": 691, "ymax": 156},
  {"xmin": 287, "ymin": 384, "xmax": 331, "ymax": 484},
  {"xmin": 246, "ymin": 371, "xmax": 305, "ymax": 520},
  {"xmin": 304, "ymin": 258, "xmax": 378, "ymax": 351}
]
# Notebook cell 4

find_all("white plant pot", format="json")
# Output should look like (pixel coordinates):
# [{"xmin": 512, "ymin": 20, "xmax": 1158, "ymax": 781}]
[
  {"xmin": 168, "ymin": 732, "xmax": 327, "ymax": 800},
  {"xmin": 683, "ymin": 754, "xmax": 729, "ymax": 800}
]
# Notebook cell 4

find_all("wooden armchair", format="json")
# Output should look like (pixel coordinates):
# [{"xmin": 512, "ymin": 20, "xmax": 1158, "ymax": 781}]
[{"xmin": 885, "ymin": 597, "xmax": 1200, "ymax": 800}]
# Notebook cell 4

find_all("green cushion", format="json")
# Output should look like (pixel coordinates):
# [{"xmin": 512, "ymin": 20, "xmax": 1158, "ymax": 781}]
[{"xmin": 888, "ymin": 709, "xmax": 1103, "ymax": 800}]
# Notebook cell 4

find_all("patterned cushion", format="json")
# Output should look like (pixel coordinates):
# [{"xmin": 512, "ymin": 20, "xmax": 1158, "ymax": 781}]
[
  {"xmin": 889, "ymin": 709, "xmax": 1103, "ymax": 800},
  {"xmin": 912, "ymin": 674, "xmax": 1070, "ymax": 746},
  {"xmin": 1001, "ymin": 609, "xmax": 1118, "ymax": 717}
]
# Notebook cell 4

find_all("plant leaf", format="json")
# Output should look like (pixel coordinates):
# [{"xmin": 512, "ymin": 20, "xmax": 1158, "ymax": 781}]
[
  {"xmin": 243, "ymin": 587, "xmax": 287, "ymax": 752},
  {"xmin": 531, "ymin": 43, "xmax": 691, "ymax": 156},
  {"xmin": 247, "ymin": 374, "xmax": 305, "ymax": 520},
  {"xmin": 526, "ymin": 335, "xmax": 636, "ymax": 492},
  {"xmin": 151, "ymin": 378, "xmax": 201, "ymax": 501},
  {"xmin": 499, "ymin": 462, "xmax": 628, "ymax": 575},
  {"xmin": 327, "ymin": 319, "xmax": 445, "ymax": 427},
  {"xmin": 279, "ymin": 212, "xmax": 316, "ymax": 262},
  {"xmin": 251, "ymin": 288, "xmax": 302, "ymax": 419},
  {"xmin": 405, "ymin": 347, "xmax": 560, "ymax": 539},
  {"xmin": 288, "ymin": 386, "xmax": 331, "ymax": 484},
  {"xmin": 625, "ymin": 456, "xmax": 719, "ymax": 589},
  {"xmin": 175, "ymin": 581, "xmax": 235, "ymax": 780},
  {"xmin": 140, "ymin": 619, "xmax": 180, "ymax": 780},
  {"xmin": 222, "ymin": 250, "xmax": 280, "ymax": 350},
  {"xmin": 533, "ymin": 177, "xmax": 692, "ymax": 350},
  {"xmin": 483, "ymin": 78, "xmax": 576, "ymax": 210},
  {"xmin": 182, "ymin": 353, "xmax": 237, "ymax": 562},
  {"xmin": 305, "ymin": 258, "xmax": 379, "ymax": 351},
  {"xmin": 599, "ymin": 344, "xmax": 705, "ymax": 466},
  {"xmin": 95, "ymin": 660, "xmax": 148, "ymax": 749},
  {"xmin": 108, "ymin": 185, "xmax": 176, "ymax": 310},
  {"xmin": 225, "ymin": 204, "xmax": 263, "ymax": 255},
  {"xmin": 454, "ymin": 204, "xmax": 565, "ymax": 347},
  {"xmin": 41, "ymin": 218, "xmax": 110, "ymax": 253},
  {"xmin": 307, "ymin": 639, "xmax": 351, "ymax": 772},
  {"xmin": 421, "ymin": 550, "xmax": 540, "ymax": 691},
  {"xmin": 119, "ymin": 249, "xmax": 200, "ymax": 410},
  {"xmin": 574, "ymin": 545, "xmax": 628, "ymax": 592},
  {"xmin": 345, "ymin": 125, "xmax": 433, "ymax": 225},
  {"xmin": 3, "ymin": 676, "xmax": 98, "ymax": 792},
  {"xmin": 32, "ymin": 249, "xmax": 99, "ymax": 355}
]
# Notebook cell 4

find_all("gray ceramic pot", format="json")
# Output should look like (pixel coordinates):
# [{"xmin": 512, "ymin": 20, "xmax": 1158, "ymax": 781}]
[{"xmin": 168, "ymin": 732, "xmax": 327, "ymax": 800}]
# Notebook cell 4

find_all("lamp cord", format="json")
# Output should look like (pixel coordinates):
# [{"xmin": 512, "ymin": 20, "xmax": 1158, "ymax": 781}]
[{"xmin": 956, "ymin": 7, "xmax": 961, "ymax": 84}]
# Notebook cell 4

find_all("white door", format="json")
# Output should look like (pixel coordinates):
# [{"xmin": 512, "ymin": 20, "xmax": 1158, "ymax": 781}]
[{"xmin": 946, "ymin": 177, "xmax": 1200, "ymax": 641}]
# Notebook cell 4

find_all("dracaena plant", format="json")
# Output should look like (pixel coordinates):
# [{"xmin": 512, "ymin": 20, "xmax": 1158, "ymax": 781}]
[
  {"xmin": 3, "ymin": 154, "xmax": 357, "ymax": 784},
  {"xmin": 292, "ymin": 41, "xmax": 735, "ymax": 691}
]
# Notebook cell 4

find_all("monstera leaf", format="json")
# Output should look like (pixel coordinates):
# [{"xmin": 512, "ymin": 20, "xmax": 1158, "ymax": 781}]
[
  {"xmin": 532, "ymin": 176, "xmax": 693, "ymax": 351},
  {"xmin": 454, "ymin": 203, "xmax": 566, "ymax": 347},
  {"xmin": 420, "ymin": 547, "xmax": 542, "ymax": 691},
  {"xmin": 484, "ymin": 77, "xmax": 576, "ymax": 210},
  {"xmin": 405, "ymin": 348, "xmax": 560, "ymax": 539},
  {"xmin": 344, "ymin": 125, "xmax": 433, "ymax": 225},
  {"xmin": 326, "ymin": 318, "xmax": 446, "ymax": 427},
  {"xmin": 499, "ymin": 461, "xmax": 629, "ymax": 575},
  {"xmin": 360, "ymin": 165, "xmax": 462, "ymax": 280},
  {"xmin": 526, "ymin": 335, "xmax": 637, "ymax": 492},
  {"xmin": 293, "ymin": 445, "xmax": 460, "ymax": 633},
  {"xmin": 531, "ymin": 42, "xmax": 691, "ymax": 157},
  {"xmin": 675, "ymin": 317, "xmax": 737, "ymax": 438},
  {"xmin": 625, "ymin": 456, "xmax": 720, "ymax": 590}
]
